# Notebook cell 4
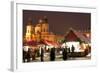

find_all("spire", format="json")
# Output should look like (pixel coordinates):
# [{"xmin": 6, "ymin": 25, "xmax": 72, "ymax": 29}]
[
  {"xmin": 43, "ymin": 16, "xmax": 48, "ymax": 23},
  {"xmin": 27, "ymin": 17, "xmax": 32, "ymax": 25}
]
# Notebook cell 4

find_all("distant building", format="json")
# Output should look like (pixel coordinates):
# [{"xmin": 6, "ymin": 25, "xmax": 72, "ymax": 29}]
[{"xmin": 25, "ymin": 16, "xmax": 56, "ymax": 42}]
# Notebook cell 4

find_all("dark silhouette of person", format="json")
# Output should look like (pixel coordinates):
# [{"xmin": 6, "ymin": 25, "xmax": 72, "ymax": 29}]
[
  {"xmin": 62, "ymin": 47, "xmax": 67, "ymax": 60},
  {"xmin": 50, "ymin": 47, "xmax": 55, "ymax": 61},
  {"xmin": 27, "ymin": 48, "xmax": 32, "ymax": 62},
  {"xmin": 48, "ymin": 48, "xmax": 50, "ymax": 53},
  {"xmin": 68, "ymin": 47, "xmax": 70, "ymax": 53},
  {"xmin": 71, "ymin": 45, "xmax": 75, "ymax": 53},
  {"xmin": 40, "ymin": 48, "xmax": 44, "ymax": 62},
  {"xmin": 31, "ymin": 50, "xmax": 35, "ymax": 61},
  {"xmin": 88, "ymin": 45, "xmax": 91, "ymax": 53},
  {"xmin": 71, "ymin": 45, "xmax": 75, "ymax": 57},
  {"xmin": 65, "ymin": 46, "xmax": 68, "ymax": 59},
  {"xmin": 36, "ymin": 48, "xmax": 40, "ymax": 57},
  {"xmin": 23, "ymin": 49, "xmax": 27, "ymax": 62}
]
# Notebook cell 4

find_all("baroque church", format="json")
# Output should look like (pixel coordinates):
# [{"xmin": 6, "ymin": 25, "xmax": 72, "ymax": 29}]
[{"xmin": 25, "ymin": 16, "xmax": 56, "ymax": 42}]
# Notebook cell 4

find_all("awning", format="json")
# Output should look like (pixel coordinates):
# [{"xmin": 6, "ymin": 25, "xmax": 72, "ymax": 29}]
[
  {"xmin": 44, "ymin": 40, "xmax": 59, "ymax": 47},
  {"xmin": 23, "ymin": 40, "xmax": 38, "ymax": 46}
]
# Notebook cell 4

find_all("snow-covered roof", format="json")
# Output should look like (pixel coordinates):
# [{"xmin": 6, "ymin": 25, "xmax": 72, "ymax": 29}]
[{"xmin": 65, "ymin": 28, "xmax": 90, "ymax": 43}]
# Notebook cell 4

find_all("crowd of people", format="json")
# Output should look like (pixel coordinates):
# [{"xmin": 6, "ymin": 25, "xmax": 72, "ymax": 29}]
[{"xmin": 23, "ymin": 45, "xmax": 77, "ymax": 62}]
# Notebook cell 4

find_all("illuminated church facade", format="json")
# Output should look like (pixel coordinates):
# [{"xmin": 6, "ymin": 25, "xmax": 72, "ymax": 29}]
[{"xmin": 25, "ymin": 16, "xmax": 56, "ymax": 42}]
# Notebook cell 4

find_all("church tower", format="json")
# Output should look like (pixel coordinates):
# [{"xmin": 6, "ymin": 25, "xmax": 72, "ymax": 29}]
[
  {"xmin": 34, "ymin": 16, "xmax": 49, "ymax": 41},
  {"xmin": 42, "ymin": 16, "xmax": 49, "ymax": 33},
  {"xmin": 35, "ymin": 16, "xmax": 49, "ymax": 34},
  {"xmin": 25, "ymin": 18, "xmax": 33, "ymax": 41},
  {"xmin": 35, "ymin": 19, "xmax": 43, "ymax": 34}
]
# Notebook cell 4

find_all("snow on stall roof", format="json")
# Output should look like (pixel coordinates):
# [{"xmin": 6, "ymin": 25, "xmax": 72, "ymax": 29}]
[{"xmin": 65, "ymin": 28, "xmax": 90, "ymax": 43}]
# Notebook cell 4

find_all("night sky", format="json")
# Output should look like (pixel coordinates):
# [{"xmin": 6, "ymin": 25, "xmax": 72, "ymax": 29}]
[{"xmin": 23, "ymin": 10, "xmax": 91, "ymax": 35}]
